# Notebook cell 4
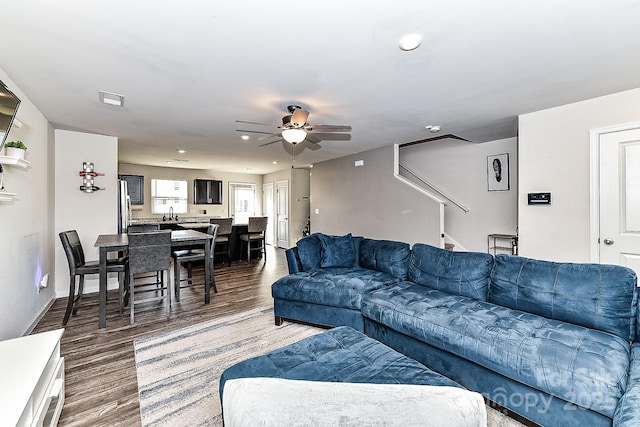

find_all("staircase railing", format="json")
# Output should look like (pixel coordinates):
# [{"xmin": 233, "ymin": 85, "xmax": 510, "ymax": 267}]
[{"xmin": 393, "ymin": 144, "xmax": 469, "ymax": 250}]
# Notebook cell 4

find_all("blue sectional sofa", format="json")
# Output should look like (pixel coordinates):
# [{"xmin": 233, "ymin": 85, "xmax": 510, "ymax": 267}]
[{"xmin": 271, "ymin": 233, "xmax": 640, "ymax": 427}]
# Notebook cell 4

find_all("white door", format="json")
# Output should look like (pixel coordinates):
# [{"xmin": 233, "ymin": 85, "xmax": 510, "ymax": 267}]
[
  {"xmin": 276, "ymin": 180, "xmax": 289, "ymax": 248},
  {"xmin": 229, "ymin": 183, "xmax": 256, "ymax": 224},
  {"xmin": 598, "ymin": 126, "xmax": 640, "ymax": 277},
  {"xmin": 263, "ymin": 183, "xmax": 275, "ymax": 246}
]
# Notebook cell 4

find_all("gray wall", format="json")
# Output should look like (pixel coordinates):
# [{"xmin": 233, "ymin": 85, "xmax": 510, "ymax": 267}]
[
  {"xmin": 400, "ymin": 137, "xmax": 518, "ymax": 251},
  {"xmin": 311, "ymin": 138, "xmax": 518, "ymax": 252},
  {"xmin": 311, "ymin": 145, "xmax": 442, "ymax": 246}
]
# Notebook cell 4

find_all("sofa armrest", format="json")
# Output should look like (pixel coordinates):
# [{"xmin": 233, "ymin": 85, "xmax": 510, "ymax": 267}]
[
  {"xmin": 613, "ymin": 342, "xmax": 640, "ymax": 426},
  {"xmin": 285, "ymin": 247, "xmax": 303, "ymax": 274}
]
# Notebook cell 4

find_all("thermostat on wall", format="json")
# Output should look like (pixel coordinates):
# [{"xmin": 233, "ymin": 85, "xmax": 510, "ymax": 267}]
[{"xmin": 528, "ymin": 192, "xmax": 551, "ymax": 205}]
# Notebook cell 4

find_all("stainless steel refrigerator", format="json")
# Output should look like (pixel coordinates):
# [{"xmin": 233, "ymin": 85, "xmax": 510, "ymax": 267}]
[{"xmin": 117, "ymin": 179, "xmax": 131, "ymax": 233}]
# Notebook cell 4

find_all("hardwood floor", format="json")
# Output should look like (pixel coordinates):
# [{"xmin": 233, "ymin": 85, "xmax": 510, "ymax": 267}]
[{"xmin": 33, "ymin": 245, "xmax": 287, "ymax": 427}]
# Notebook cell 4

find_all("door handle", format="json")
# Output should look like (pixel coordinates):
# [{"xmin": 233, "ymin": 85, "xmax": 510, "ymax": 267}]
[{"xmin": 603, "ymin": 238, "xmax": 614, "ymax": 245}]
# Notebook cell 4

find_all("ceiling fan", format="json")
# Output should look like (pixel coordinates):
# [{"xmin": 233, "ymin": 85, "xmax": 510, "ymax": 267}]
[{"xmin": 236, "ymin": 105, "xmax": 352, "ymax": 147}]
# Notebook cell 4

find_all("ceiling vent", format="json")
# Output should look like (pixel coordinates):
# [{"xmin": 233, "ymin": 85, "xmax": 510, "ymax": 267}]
[{"xmin": 98, "ymin": 90, "xmax": 125, "ymax": 107}]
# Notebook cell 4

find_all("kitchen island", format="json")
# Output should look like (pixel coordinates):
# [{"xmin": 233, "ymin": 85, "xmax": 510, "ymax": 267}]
[{"xmin": 130, "ymin": 217, "xmax": 253, "ymax": 262}]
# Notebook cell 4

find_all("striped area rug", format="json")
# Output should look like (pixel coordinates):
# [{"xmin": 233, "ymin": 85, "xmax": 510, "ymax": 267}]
[
  {"xmin": 134, "ymin": 306, "xmax": 322, "ymax": 426},
  {"xmin": 135, "ymin": 306, "xmax": 525, "ymax": 427}
]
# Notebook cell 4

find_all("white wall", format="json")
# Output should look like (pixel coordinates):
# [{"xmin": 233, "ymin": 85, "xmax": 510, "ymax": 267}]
[
  {"xmin": 118, "ymin": 163, "xmax": 263, "ymax": 220},
  {"xmin": 400, "ymin": 138, "xmax": 518, "ymax": 252},
  {"xmin": 54, "ymin": 130, "xmax": 119, "ymax": 297},
  {"xmin": 0, "ymin": 68, "xmax": 55, "ymax": 339},
  {"xmin": 518, "ymin": 87, "xmax": 640, "ymax": 262}
]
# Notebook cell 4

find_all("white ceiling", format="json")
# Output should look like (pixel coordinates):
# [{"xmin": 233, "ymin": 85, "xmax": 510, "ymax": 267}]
[{"xmin": 1, "ymin": 1, "xmax": 640, "ymax": 174}]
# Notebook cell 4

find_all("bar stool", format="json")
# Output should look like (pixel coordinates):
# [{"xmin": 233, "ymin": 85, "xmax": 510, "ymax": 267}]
[
  {"xmin": 210, "ymin": 218, "xmax": 233, "ymax": 266},
  {"xmin": 239, "ymin": 216, "xmax": 268, "ymax": 262}
]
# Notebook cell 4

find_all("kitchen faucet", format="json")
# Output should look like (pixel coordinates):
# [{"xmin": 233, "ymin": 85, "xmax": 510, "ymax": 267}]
[{"xmin": 169, "ymin": 207, "xmax": 174, "ymax": 220}]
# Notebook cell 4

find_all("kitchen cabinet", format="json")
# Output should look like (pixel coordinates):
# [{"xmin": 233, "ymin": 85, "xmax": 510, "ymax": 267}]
[
  {"xmin": 119, "ymin": 174, "xmax": 144, "ymax": 205},
  {"xmin": 194, "ymin": 179, "xmax": 222, "ymax": 204}
]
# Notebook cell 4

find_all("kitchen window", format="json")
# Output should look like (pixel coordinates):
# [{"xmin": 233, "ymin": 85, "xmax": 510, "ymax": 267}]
[{"xmin": 151, "ymin": 179, "xmax": 188, "ymax": 214}]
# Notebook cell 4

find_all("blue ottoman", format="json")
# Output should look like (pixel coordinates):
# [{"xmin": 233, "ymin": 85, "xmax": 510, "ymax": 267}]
[
  {"xmin": 220, "ymin": 326, "xmax": 486, "ymax": 426},
  {"xmin": 220, "ymin": 325, "xmax": 462, "ymax": 395}
]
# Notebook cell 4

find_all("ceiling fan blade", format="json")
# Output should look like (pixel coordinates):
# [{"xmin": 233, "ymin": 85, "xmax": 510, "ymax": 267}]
[
  {"xmin": 290, "ymin": 108, "xmax": 310, "ymax": 127},
  {"xmin": 235, "ymin": 120, "xmax": 279, "ymax": 128},
  {"xmin": 304, "ymin": 140, "xmax": 322, "ymax": 151},
  {"xmin": 311, "ymin": 132, "xmax": 351, "ymax": 141},
  {"xmin": 258, "ymin": 139, "xmax": 284, "ymax": 147},
  {"xmin": 236, "ymin": 129, "xmax": 274, "ymax": 135},
  {"xmin": 305, "ymin": 133, "xmax": 322, "ymax": 144},
  {"xmin": 307, "ymin": 124, "xmax": 352, "ymax": 132},
  {"xmin": 258, "ymin": 132, "xmax": 282, "ymax": 141}
]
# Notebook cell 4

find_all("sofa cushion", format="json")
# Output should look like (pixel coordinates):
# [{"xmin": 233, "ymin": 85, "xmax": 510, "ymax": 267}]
[
  {"xmin": 272, "ymin": 267, "xmax": 400, "ymax": 310},
  {"xmin": 318, "ymin": 233, "xmax": 357, "ymax": 268},
  {"xmin": 358, "ymin": 238, "xmax": 411, "ymax": 279},
  {"xmin": 613, "ymin": 342, "xmax": 640, "ymax": 426},
  {"xmin": 296, "ymin": 234, "xmax": 323, "ymax": 271},
  {"xmin": 408, "ymin": 243, "xmax": 493, "ymax": 301},
  {"xmin": 361, "ymin": 281, "xmax": 630, "ymax": 418},
  {"xmin": 489, "ymin": 254, "xmax": 638, "ymax": 340}
]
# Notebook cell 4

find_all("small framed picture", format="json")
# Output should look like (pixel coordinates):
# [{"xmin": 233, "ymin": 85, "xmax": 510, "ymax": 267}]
[{"xmin": 487, "ymin": 153, "xmax": 509, "ymax": 191}]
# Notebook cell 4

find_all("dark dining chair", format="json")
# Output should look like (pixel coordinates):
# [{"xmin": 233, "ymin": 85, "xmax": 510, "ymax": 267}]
[
  {"xmin": 59, "ymin": 230, "xmax": 129, "ymax": 326},
  {"xmin": 210, "ymin": 217, "xmax": 233, "ymax": 266},
  {"xmin": 127, "ymin": 230, "xmax": 172, "ymax": 324},
  {"xmin": 127, "ymin": 224, "xmax": 164, "ymax": 290},
  {"xmin": 172, "ymin": 224, "xmax": 219, "ymax": 301},
  {"xmin": 239, "ymin": 216, "xmax": 268, "ymax": 262}
]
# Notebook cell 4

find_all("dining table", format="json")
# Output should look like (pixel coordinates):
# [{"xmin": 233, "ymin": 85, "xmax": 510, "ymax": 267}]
[{"xmin": 94, "ymin": 229, "xmax": 214, "ymax": 329}]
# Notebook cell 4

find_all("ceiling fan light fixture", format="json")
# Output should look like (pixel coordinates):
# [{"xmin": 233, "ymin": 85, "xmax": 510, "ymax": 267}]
[{"xmin": 282, "ymin": 128, "xmax": 307, "ymax": 144}]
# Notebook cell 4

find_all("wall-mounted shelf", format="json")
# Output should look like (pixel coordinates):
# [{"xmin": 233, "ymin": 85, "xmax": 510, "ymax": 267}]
[
  {"xmin": 0, "ymin": 155, "xmax": 30, "ymax": 169},
  {"xmin": 0, "ymin": 191, "xmax": 17, "ymax": 202}
]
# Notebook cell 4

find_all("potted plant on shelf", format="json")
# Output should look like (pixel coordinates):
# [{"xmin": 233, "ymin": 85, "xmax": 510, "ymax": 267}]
[{"xmin": 4, "ymin": 141, "xmax": 27, "ymax": 160}]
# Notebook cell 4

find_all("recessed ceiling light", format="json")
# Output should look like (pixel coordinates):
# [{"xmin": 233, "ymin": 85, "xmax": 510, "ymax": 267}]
[
  {"xmin": 399, "ymin": 34, "xmax": 421, "ymax": 51},
  {"xmin": 166, "ymin": 160, "xmax": 173, "ymax": 164},
  {"xmin": 241, "ymin": 135, "xmax": 250, "ymax": 140},
  {"xmin": 98, "ymin": 90, "xmax": 125, "ymax": 107},
  {"xmin": 425, "ymin": 125, "xmax": 441, "ymax": 133},
  {"xmin": 177, "ymin": 149, "xmax": 186, "ymax": 154},
  {"xmin": 272, "ymin": 161, "xmax": 278, "ymax": 164}
]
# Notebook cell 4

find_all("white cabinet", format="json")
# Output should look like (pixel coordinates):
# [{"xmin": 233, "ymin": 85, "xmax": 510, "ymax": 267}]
[{"xmin": 0, "ymin": 329, "xmax": 65, "ymax": 427}]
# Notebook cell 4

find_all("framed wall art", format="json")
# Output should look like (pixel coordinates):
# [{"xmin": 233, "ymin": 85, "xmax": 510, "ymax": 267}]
[{"xmin": 487, "ymin": 153, "xmax": 509, "ymax": 191}]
